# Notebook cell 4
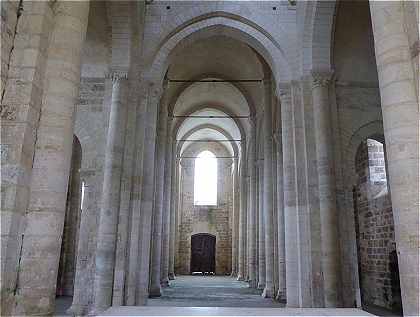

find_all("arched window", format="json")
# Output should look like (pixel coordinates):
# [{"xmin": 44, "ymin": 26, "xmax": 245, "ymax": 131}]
[{"xmin": 194, "ymin": 150, "xmax": 217, "ymax": 206}]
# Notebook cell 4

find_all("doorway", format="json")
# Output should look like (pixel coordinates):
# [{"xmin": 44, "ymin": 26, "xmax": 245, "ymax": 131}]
[{"xmin": 191, "ymin": 233, "xmax": 216, "ymax": 275}]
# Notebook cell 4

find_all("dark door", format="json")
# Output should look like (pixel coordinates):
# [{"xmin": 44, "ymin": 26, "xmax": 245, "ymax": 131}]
[{"xmin": 190, "ymin": 233, "xmax": 216, "ymax": 274}]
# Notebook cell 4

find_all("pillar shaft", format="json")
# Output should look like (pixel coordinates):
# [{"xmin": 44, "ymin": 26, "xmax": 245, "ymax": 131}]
[
  {"xmin": 262, "ymin": 79, "xmax": 275, "ymax": 298},
  {"xmin": 136, "ymin": 83, "xmax": 163, "ymax": 304},
  {"xmin": 247, "ymin": 118, "xmax": 257, "ymax": 287},
  {"xmin": 280, "ymin": 84, "xmax": 299, "ymax": 307},
  {"xmin": 92, "ymin": 73, "xmax": 128, "ymax": 312},
  {"xmin": 291, "ymin": 81, "xmax": 312, "ymax": 307},
  {"xmin": 149, "ymin": 87, "xmax": 169, "ymax": 297},
  {"xmin": 275, "ymin": 129, "xmax": 286, "ymax": 302},
  {"xmin": 231, "ymin": 158, "xmax": 239, "ymax": 276},
  {"xmin": 12, "ymin": 3, "xmax": 89, "ymax": 314},
  {"xmin": 237, "ymin": 145, "xmax": 247, "ymax": 280},
  {"xmin": 370, "ymin": 2, "xmax": 419, "ymax": 315},
  {"xmin": 161, "ymin": 119, "xmax": 173, "ymax": 286},
  {"xmin": 257, "ymin": 161, "xmax": 266, "ymax": 289},
  {"xmin": 69, "ymin": 173, "xmax": 93, "ymax": 315},
  {"xmin": 311, "ymin": 71, "xmax": 340, "ymax": 307},
  {"xmin": 168, "ymin": 147, "xmax": 178, "ymax": 280}
]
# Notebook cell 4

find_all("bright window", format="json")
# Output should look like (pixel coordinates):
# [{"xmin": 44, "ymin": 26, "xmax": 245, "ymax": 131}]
[{"xmin": 194, "ymin": 151, "xmax": 217, "ymax": 206}]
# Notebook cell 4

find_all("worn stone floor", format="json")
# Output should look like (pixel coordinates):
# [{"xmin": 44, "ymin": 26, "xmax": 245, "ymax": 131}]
[
  {"xmin": 101, "ymin": 275, "xmax": 375, "ymax": 316},
  {"xmin": 56, "ymin": 276, "xmax": 379, "ymax": 316},
  {"xmin": 147, "ymin": 275, "xmax": 284, "ymax": 308}
]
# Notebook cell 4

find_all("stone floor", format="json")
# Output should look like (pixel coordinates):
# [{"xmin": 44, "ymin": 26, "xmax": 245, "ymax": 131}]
[
  {"xmin": 100, "ymin": 275, "xmax": 376, "ymax": 316},
  {"xmin": 147, "ymin": 275, "xmax": 284, "ymax": 308}
]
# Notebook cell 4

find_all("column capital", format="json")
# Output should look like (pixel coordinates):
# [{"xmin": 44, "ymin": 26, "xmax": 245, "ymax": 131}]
[
  {"xmin": 107, "ymin": 70, "xmax": 128, "ymax": 83},
  {"xmin": 310, "ymin": 71, "xmax": 334, "ymax": 89}
]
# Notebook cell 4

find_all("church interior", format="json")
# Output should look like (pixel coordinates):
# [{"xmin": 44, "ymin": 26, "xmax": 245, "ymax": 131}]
[{"xmin": 1, "ymin": 1, "xmax": 419, "ymax": 316}]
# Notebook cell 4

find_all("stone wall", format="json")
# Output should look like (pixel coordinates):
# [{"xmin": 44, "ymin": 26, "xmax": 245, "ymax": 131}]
[
  {"xmin": 176, "ymin": 142, "xmax": 233, "ymax": 275},
  {"xmin": 354, "ymin": 139, "xmax": 401, "ymax": 312}
]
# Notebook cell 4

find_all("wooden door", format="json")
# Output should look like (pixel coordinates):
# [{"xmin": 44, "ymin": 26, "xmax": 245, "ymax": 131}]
[{"xmin": 190, "ymin": 233, "xmax": 216, "ymax": 274}]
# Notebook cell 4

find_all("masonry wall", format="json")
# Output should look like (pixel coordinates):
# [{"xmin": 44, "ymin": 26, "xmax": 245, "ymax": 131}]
[
  {"xmin": 176, "ymin": 143, "xmax": 233, "ymax": 275},
  {"xmin": 354, "ymin": 140, "xmax": 401, "ymax": 312}
]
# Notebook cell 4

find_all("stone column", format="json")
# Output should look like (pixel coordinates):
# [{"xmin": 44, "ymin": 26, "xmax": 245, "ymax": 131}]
[
  {"xmin": 248, "ymin": 117, "xmax": 257, "ymax": 287},
  {"xmin": 237, "ymin": 144, "xmax": 247, "ymax": 280},
  {"xmin": 68, "ymin": 172, "xmax": 93, "ymax": 315},
  {"xmin": 280, "ymin": 83, "xmax": 299, "ymax": 307},
  {"xmin": 168, "ymin": 155, "xmax": 179, "ymax": 280},
  {"xmin": 257, "ymin": 160, "xmax": 266, "ymax": 289},
  {"xmin": 149, "ymin": 83, "xmax": 169, "ymax": 297},
  {"xmin": 311, "ymin": 71, "xmax": 340, "ymax": 307},
  {"xmin": 11, "ymin": 3, "xmax": 89, "ymax": 315},
  {"xmin": 231, "ymin": 158, "xmax": 239, "ymax": 276},
  {"xmin": 369, "ymin": 2, "xmax": 419, "ymax": 315},
  {"xmin": 91, "ymin": 72, "xmax": 128, "ymax": 313},
  {"xmin": 274, "ymin": 129, "xmax": 286, "ymax": 302},
  {"xmin": 291, "ymin": 81, "xmax": 312, "ymax": 307},
  {"xmin": 136, "ymin": 82, "xmax": 163, "ymax": 304},
  {"xmin": 161, "ymin": 117, "xmax": 173, "ymax": 286},
  {"xmin": 262, "ymin": 79, "xmax": 275, "ymax": 298}
]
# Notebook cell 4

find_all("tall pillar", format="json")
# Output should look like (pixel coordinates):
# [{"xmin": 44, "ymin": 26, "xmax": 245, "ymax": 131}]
[
  {"xmin": 280, "ymin": 83, "xmax": 299, "ymax": 307},
  {"xmin": 69, "ymin": 172, "xmax": 93, "ymax": 315},
  {"xmin": 370, "ymin": 2, "xmax": 419, "ymax": 315},
  {"xmin": 262, "ymin": 79, "xmax": 275, "ymax": 298},
  {"xmin": 237, "ymin": 144, "xmax": 247, "ymax": 280},
  {"xmin": 135, "ymin": 82, "xmax": 163, "ymax": 304},
  {"xmin": 274, "ymin": 130, "xmax": 286, "ymax": 302},
  {"xmin": 311, "ymin": 71, "xmax": 340, "ymax": 307},
  {"xmin": 257, "ymin": 160, "xmax": 266, "ymax": 289},
  {"xmin": 247, "ymin": 117, "xmax": 257, "ymax": 288},
  {"xmin": 291, "ymin": 81, "xmax": 312, "ymax": 307},
  {"xmin": 91, "ymin": 72, "xmax": 128, "ymax": 313},
  {"xmin": 231, "ymin": 158, "xmax": 239, "ymax": 276},
  {"xmin": 168, "ymin": 147, "xmax": 178, "ymax": 280},
  {"xmin": 161, "ymin": 118, "xmax": 173, "ymax": 286},
  {"xmin": 11, "ymin": 3, "xmax": 89, "ymax": 315},
  {"xmin": 149, "ymin": 83, "xmax": 169, "ymax": 297}
]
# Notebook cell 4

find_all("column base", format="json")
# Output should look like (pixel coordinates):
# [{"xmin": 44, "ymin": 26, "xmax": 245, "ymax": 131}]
[
  {"xmin": 67, "ymin": 304, "xmax": 87, "ymax": 316},
  {"xmin": 168, "ymin": 273, "xmax": 176, "ymax": 280},
  {"xmin": 161, "ymin": 278, "xmax": 169, "ymax": 288},
  {"xmin": 262, "ymin": 286, "xmax": 274, "ymax": 298},
  {"xmin": 149, "ymin": 286, "xmax": 162, "ymax": 298},
  {"xmin": 257, "ymin": 282, "xmax": 265, "ymax": 290},
  {"xmin": 88, "ymin": 305, "xmax": 108, "ymax": 316},
  {"xmin": 230, "ymin": 271, "xmax": 237, "ymax": 278},
  {"xmin": 236, "ymin": 274, "xmax": 245, "ymax": 281},
  {"xmin": 248, "ymin": 279, "xmax": 257, "ymax": 288},
  {"xmin": 276, "ymin": 289, "xmax": 287, "ymax": 303}
]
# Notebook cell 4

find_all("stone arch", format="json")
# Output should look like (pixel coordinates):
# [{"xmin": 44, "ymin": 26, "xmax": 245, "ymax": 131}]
[
  {"xmin": 145, "ymin": 18, "xmax": 291, "ymax": 85},
  {"xmin": 172, "ymin": 103, "xmax": 247, "ymax": 145},
  {"xmin": 168, "ymin": 74, "xmax": 256, "ymax": 117},
  {"xmin": 176, "ymin": 124, "xmax": 239, "ymax": 161}
]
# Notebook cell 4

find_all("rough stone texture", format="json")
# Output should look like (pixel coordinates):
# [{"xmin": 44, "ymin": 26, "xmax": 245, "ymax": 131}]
[{"xmin": 354, "ymin": 139, "xmax": 401, "ymax": 313}]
